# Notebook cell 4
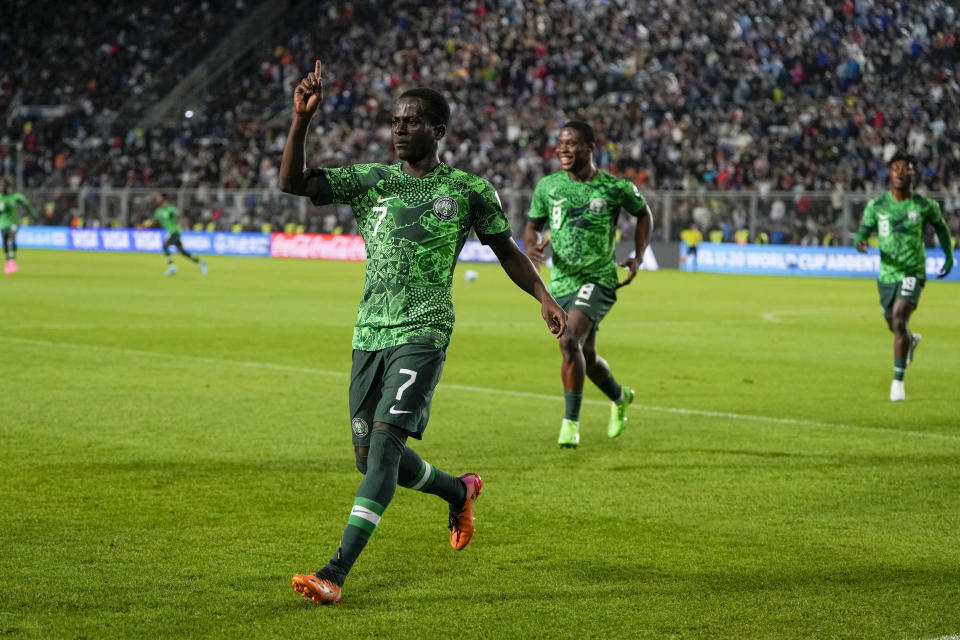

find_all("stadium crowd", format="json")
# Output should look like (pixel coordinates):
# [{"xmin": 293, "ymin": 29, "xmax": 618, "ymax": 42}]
[{"xmin": 2, "ymin": 0, "xmax": 959, "ymax": 242}]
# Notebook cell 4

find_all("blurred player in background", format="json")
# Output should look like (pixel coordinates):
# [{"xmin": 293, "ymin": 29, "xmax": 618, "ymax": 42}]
[
  {"xmin": 1, "ymin": 176, "xmax": 37, "ymax": 274},
  {"xmin": 524, "ymin": 121, "xmax": 653, "ymax": 448},
  {"xmin": 854, "ymin": 152, "xmax": 954, "ymax": 402},
  {"xmin": 679, "ymin": 221, "xmax": 702, "ymax": 270},
  {"xmin": 153, "ymin": 193, "xmax": 207, "ymax": 277},
  {"xmin": 279, "ymin": 60, "xmax": 566, "ymax": 605}
]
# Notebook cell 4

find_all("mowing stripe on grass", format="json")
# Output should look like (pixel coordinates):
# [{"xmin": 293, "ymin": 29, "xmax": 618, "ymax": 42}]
[{"xmin": 6, "ymin": 335, "xmax": 960, "ymax": 443}]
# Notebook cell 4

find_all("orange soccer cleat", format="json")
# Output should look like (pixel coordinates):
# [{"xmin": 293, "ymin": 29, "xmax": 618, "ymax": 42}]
[
  {"xmin": 292, "ymin": 571, "xmax": 342, "ymax": 605},
  {"xmin": 449, "ymin": 473, "xmax": 483, "ymax": 550}
]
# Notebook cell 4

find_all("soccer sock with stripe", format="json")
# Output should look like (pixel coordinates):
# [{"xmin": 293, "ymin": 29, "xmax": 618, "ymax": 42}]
[
  {"xmin": 397, "ymin": 446, "xmax": 466, "ymax": 507},
  {"xmin": 894, "ymin": 356, "xmax": 906, "ymax": 381},
  {"xmin": 326, "ymin": 428, "xmax": 404, "ymax": 584},
  {"xmin": 564, "ymin": 390, "xmax": 583, "ymax": 421}
]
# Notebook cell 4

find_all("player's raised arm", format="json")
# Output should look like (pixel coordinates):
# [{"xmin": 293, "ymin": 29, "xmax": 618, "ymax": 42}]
[
  {"xmin": 279, "ymin": 60, "xmax": 324, "ymax": 196},
  {"xmin": 487, "ymin": 235, "xmax": 566, "ymax": 337}
]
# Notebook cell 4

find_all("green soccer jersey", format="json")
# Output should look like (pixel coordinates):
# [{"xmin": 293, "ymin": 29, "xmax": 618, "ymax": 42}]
[
  {"xmin": 0, "ymin": 192, "xmax": 33, "ymax": 229},
  {"xmin": 528, "ymin": 170, "xmax": 647, "ymax": 298},
  {"xmin": 154, "ymin": 204, "xmax": 182, "ymax": 234},
  {"xmin": 309, "ymin": 162, "xmax": 511, "ymax": 351},
  {"xmin": 854, "ymin": 192, "xmax": 952, "ymax": 283}
]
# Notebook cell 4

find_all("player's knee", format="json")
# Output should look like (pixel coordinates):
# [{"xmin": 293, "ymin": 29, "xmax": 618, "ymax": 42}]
[{"xmin": 558, "ymin": 332, "xmax": 582, "ymax": 357}]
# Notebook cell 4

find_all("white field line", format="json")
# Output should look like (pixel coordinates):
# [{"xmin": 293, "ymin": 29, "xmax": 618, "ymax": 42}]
[
  {"xmin": 5, "ymin": 335, "xmax": 960, "ymax": 443},
  {"xmin": 761, "ymin": 307, "xmax": 846, "ymax": 323}
]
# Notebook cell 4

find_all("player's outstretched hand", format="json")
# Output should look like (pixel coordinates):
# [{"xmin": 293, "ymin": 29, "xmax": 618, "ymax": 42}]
[
  {"xmin": 617, "ymin": 257, "xmax": 642, "ymax": 288},
  {"xmin": 542, "ymin": 299, "xmax": 566, "ymax": 338},
  {"xmin": 937, "ymin": 262, "xmax": 953, "ymax": 279},
  {"xmin": 294, "ymin": 60, "xmax": 323, "ymax": 116},
  {"xmin": 526, "ymin": 236, "xmax": 550, "ymax": 265},
  {"xmin": 855, "ymin": 241, "xmax": 867, "ymax": 253}
]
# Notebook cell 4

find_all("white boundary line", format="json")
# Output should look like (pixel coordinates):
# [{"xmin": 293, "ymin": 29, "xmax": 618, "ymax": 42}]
[{"xmin": 5, "ymin": 335, "xmax": 960, "ymax": 443}]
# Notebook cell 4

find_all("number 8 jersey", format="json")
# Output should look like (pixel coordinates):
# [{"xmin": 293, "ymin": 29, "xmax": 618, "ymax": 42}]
[{"xmin": 855, "ymin": 192, "xmax": 946, "ymax": 283}]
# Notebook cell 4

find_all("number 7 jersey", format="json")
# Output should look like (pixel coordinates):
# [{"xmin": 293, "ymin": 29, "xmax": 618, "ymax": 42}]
[{"xmin": 308, "ymin": 162, "xmax": 511, "ymax": 350}]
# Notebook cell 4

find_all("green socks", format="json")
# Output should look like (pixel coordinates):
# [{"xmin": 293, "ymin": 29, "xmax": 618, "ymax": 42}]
[
  {"xmin": 397, "ymin": 446, "xmax": 466, "ymax": 506},
  {"xmin": 328, "ymin": 429, "xmax": 404, "ymax": 582},
  {"xmin": 894, "ymin": 356, "xmax": 906, "ymax": 381},
  {"xmin": 597, "ymin": 376, "xmax": 624, "ymax": 403},
  {"xmin": 564, "ymin": 391, "xmax": 583, "ymax": 421}
]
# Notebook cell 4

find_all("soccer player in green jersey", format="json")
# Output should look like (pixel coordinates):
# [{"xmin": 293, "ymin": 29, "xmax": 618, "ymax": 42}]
[
  {"xmin": 279, "ymin": 61, "xmax": 566, "ymax": 606},
  {"xmin": 854, "ymin": 152, "xmax": 955, "ymax": 402},
  {"xmin": 152, "ymin": 194, "xmax": 207, "ymax": 277},
  {"xmin": 524, "ymin": 121, "xmax": 653, "ymax": 448},
  {"xmin": 1, "ymin": 176, "xmax": 37, "ymax": 274}
]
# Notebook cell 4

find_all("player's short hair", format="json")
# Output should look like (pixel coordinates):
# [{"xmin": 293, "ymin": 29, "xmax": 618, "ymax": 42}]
[
  {"xmin": 561, "ymin": 120, "xmax": 596, "ymax": 146},
  {"xmin": 398, "ymin": 88, "xmax": 450, "ymax": 127},
  {"xmin": 888, "ymin": 152, "xmax": 916, "ymax": 169}
]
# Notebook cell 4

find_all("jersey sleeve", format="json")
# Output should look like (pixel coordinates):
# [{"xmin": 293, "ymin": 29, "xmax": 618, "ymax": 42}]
[
  {"xmin": 307, "ymin": 164, "xmax": 384, "ymax": 206},
  {"xmin": 527, "ymin": 180, "xmax": 549, "ymax": 222},
  {"xmin": 620, "ymin": 180, "xmax": 647, "ymax": 216},
  {"xmin": 471, "ymin": 179, "xmax": 512, "ymax": 244},
  {"xmin": 854, "ymin": 198, "xmax": 878, "ymax": 243}
]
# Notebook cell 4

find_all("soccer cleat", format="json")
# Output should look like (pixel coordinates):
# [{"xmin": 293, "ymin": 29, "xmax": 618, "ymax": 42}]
[
  {"xmin": 449, "ymin": 472, "xmax": 483, "ymax": 550},
  {"xmin": 557, "ymin": 419, "xmax": 580, "ymax": 448},
  {"xmin": 607, "ymin": 386, "xmax": 635, "ymax": 439},
  {"xmin": 164, "ymin": 264, "xmax": 178, "ymax": 277},
  {"xmin": 4, "ymin": 259, "xmax": 16, "ymax": 275},
  {"xmin": 199, "ymin": 259, "xmax": 208, "ymax": 276},
  {"xmin": 292, "ymin": 569, "xmax": 342, "ymax": 605},
  {"xmin": 890, "ymin": 379, "xmax": 905, "ymax": 402},
  {"xmin": 906, "ymin": 333, "xmax": 921, "ymax": 366}
]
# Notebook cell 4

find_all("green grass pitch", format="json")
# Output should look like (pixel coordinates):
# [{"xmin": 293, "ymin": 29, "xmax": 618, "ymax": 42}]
[{"xmin": 1, "ymin": 250, "xmax": 958, "ymax": 639}]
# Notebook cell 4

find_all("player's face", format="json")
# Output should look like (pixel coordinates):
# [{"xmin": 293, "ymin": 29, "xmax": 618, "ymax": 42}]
[
  {"xmin": 556, "ymin": 128, "xmax": 592, "ymax": 172},
  {"xmin": 890, "ymin": 159, "xmax": 914, "ymax": 190},
  {"xmin": 391, "ymin": 98, "xmax": 441, "ymax": 163}
]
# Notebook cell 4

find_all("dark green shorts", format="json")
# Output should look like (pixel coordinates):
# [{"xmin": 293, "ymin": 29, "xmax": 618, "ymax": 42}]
[
  {"xmin": 348, "ymin": 343, "xmax": 446, "ymax": 445},
  {"xmin": 555, "ymin": 283, "xmax": 617, "ymax": 327},
  {"xmin": 878, "ymin": 277, "xmax": 924, "ymax": 318}
]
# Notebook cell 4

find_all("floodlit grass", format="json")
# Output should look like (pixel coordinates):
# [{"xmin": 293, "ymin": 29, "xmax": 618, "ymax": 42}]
[{"xmin": 1, "ymin": 250, "xmax": 958, "ymax": 640}]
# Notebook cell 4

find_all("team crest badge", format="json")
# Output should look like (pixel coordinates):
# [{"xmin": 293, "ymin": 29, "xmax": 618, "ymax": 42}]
[
  {"xmin": 351, "ymin": 417, "xmax": 369, "ymax": 438},
  {"xmin": 589, "ymin": 197, "xmax": 607, "ymax": 214},
  {"xmin": 432, "ymin": 196, "xmax": 459, "ymax": 221},
  {"xmin": 908, "ymin": 210, "xmax": 919, "ymax": 223}
]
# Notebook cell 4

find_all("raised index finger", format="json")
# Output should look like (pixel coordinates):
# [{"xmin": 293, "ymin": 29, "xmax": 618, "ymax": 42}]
[{"xmin": 315, "ymin": 60, "xmax": 322, "ymax": 78}]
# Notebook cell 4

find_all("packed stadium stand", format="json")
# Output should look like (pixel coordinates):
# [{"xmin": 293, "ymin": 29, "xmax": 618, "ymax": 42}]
[{"xmin": 2, "ymin": 0, "xmax": 958, "ymax": 242}]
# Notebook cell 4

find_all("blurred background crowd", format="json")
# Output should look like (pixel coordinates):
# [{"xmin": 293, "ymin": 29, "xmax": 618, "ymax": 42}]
[{"xmin": 2, "ymin": 0, "xmax": 959, "ymax": 244}]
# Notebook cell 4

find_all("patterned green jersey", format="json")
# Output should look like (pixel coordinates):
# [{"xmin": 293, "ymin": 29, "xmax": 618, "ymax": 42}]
[
  {"xmin": 0, "ymin": 192, "xmax": 33, "ymax": 229},
  {"xmin": 528, "ymin": 170, "xmax": 646, "ymax": 298},
  {"xmin": 154, "ymin": 204, "xmax": 182, "ymax": 234},
  {"xmin": 854, "ymin": 192, "xmax": 952, "ymax": 283},
  {"xmin": 309, "ymin": 162, "xmax": 511, "ymax": 350}
]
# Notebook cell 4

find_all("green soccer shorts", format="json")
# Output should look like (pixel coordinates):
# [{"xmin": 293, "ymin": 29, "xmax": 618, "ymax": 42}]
[
  {"xmin": 877, "ymin": 276, "xmax": 925, "ymax": 318},
  {"xmin": 348, "ymin": 343, "xmax": 446, "ymax": 445},
  {"xmin": 555, "ymin": 282, "xmax": 617, "ymax": 327}
]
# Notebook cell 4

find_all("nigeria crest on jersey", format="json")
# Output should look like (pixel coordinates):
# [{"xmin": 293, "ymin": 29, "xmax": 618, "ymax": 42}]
[
  {"xmin": 351, "ymin": 417, "xmax": 369, "ymax": 438},
  {"xmin": 908, "ymin": 210, "xmax": 919, "ymax": 223},
  {"xmin": 432, "ymin": 196, "xmax": 458, "ymax": 221}
]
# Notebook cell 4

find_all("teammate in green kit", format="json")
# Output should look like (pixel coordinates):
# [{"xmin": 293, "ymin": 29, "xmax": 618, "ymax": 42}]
[
  {"xmin": 854, "ymin": 152, "xmax": 954, "ymax": 402},
  {"xmin": 524, "ymin": 121, "xmax": 653, "ymax": 448},
  {"xmin": 153, "ymin": 193, "xmax": 207, "ymax": 276},
  {"xmin": 1, "ymin": 176, "xmax": 37, "ymax": 275},
  {"xmin": 279, "ymin": 60, "xmax": 566, "ymax": 606}
]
